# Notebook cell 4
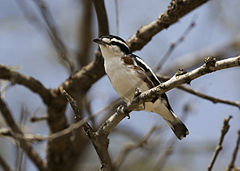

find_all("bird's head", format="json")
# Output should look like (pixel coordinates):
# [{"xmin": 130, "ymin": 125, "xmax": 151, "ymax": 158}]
[{"xmin": 93, "ymin": 35, "xmax": 131, "ymax": 58}]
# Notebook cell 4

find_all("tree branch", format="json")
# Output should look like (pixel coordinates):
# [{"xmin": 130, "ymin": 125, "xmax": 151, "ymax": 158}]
[
  {"xmin": 157, "ymin": 75, "xmax": 240, "ymax": 108},
  {"xmin": 92, "ymin": 0, "xmax": 109, "ymax": 36},
  {"xmin": 0, "ymin": 154, "xmax": 11, "ymax": 171},
  {"xmin": 61, "ymin": 89, "xmax": 113, "ymax": 171},
  {"xmin": 178, "ymin": 86, "xmax": 240, "ymax": 108},
  {"xmin": 0, "ymin": 64, "xmax": 52, "ymax": 105},
  {"xmin": 226, "ymin": 130, "xmax": 240, "ymax": 171},
  {"xmin": 208, "ymin": 115, "xmax": 232, "ymax": 171},
  {"xmin": 98, "ymin": 56, "xmax": 240, "ymax": 136},
  {"xmin": 127, "ymin": 0, "xmax": 209, "ymax": 51},
  {"xmin": 0, "ymin": 98, "xmax": 47, "ymax": 171}
]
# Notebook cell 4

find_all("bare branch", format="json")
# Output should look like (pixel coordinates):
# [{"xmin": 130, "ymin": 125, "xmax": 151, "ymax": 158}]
[
  {"xmin": 0, "ymin": 154, "xmax": 11, "ymax": 171},
  {"xmin": 98, "ymin": 56, "xmax": 240, "ymax": 136},
  {"xmin": 0, "ymin": 98, "xmax": 47, "ymax": 171},
  {"xmin": 0, "ymin": 64, "xmax": 52, "ymax": 105},
  {"xmin": 178, "ymin": 86, "xmax": 240, "ymax": 108},
  {"xmin": 226, "ymin": 130, "xmax": 240, "ymax": 171},
  {"xmin": 113, "ymin": 126, "xmax": 158, "ymax": 169},
  {"xmin": 208, "ymin": 115, "xmax": 232, "ymax": 171},
  {"xmin": 61, "ymin": 89, "xmax": 113, "ymax": 171},
  {"xmin": 157, "ymin": 75, "xmax": 240, "ymax": 108},
  {"xmin": 127, "ymin": 0, "xmax": 209, "ymax": 51}
]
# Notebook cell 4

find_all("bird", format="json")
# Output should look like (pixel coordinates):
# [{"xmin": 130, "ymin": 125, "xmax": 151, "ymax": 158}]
[{"xmin": 93, "ymin": 35, "xmax": 189, "ymax": 140}]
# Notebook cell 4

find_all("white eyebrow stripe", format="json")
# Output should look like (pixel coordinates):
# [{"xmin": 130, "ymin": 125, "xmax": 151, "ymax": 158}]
[
  {"xmin": 102, "ymin": 38, "xmax": 111, "ymax": 44},
  {"xmin": 111, "ymin": 38, "xmax": 128, "ymax": 47}
]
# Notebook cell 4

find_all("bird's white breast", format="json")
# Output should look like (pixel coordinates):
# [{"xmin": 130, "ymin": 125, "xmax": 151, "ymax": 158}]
[{"xmin": 104, "ymin": 57, "xmax": 149, "ymax": 103}]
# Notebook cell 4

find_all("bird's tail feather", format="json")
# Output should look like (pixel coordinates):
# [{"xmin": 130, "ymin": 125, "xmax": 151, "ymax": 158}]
[
  {"xmin": 164, "ymin": 116, "xmax": 189, "ymax": 140},
  {"xmin": 145, "ymin": 101, "xmax": 189, "ymax": 140}
]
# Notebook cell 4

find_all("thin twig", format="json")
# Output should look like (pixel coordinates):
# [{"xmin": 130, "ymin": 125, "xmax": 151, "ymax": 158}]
[
  {"xmin": 0, "ymin": 98, "xmax": 47, "ymax": 170},
  {"xmin": 157, "ymin": 75, "xmax": 240, "ymax": 108},
  {"xmin": 155, "ymin": 18, "xmax": 196, "ymax": 71},
  {"xmin": 162, "ymin": 37, "xmax": 240, "ymax": 75},
  {"xmin": 178, "ymin": 86, "xmax": 240, "ymax": 108},
  {"xmin": 32, "ymin": 0, "xmax": 75, "ymax": 73},
  {"xmin": 208, "ymin": 115, "xmax": 232, "ymax": 171},
  {"xmin": 113, "ymin": 126, "xmax": 158, "ymax": 168},
  {"xmin": 226, "ymin": 130, "xmax": 240, "ymax": 171}
]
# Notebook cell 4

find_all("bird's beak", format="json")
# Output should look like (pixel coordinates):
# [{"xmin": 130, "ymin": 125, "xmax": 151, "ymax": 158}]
[{"xmin": 93, "ymin": 38, "xmax": 105, "ymax": 45}]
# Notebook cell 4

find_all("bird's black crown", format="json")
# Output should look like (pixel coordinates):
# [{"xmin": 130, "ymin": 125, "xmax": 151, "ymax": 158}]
[{"xmin": 100, "ymin": 35, "xmax": 131, "ymax": 54}]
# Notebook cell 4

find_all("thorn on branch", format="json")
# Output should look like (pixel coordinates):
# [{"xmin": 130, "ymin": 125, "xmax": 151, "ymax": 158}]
[
  {"xmin": 174, "ymin": 69, "xmax": 191, "ymax": 85},
  {"xmin": 204, "ymin": 56, "xmax": 217, "ymax": 68},
  {"xmin": 175, "ymin": 68, "xmax": 187, "ymax": 76}
]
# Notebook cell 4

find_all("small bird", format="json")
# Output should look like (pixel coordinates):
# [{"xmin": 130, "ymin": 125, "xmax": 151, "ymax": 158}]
[{"xmin": 93, "ymin": 35, "xmax": 189, "ymax": 140}]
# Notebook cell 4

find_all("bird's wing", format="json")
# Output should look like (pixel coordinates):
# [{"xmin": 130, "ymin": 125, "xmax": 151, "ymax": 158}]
[
  {"xmin": 122, "ymin": 54, "xmax": 173, "ymax": 111},
  {"xmin": 121, "ymin": 55, "xmax": 155, "ymax": 89}
]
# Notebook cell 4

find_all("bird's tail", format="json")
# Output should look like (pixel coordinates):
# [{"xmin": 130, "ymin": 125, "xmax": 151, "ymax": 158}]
[
  {"xmin": 146, "ymin": 101, "xmax": 189, "ymax": 140},
  {"xmin": 164, "ymin": 114, "xmax": 189, "ymax": 140}
]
